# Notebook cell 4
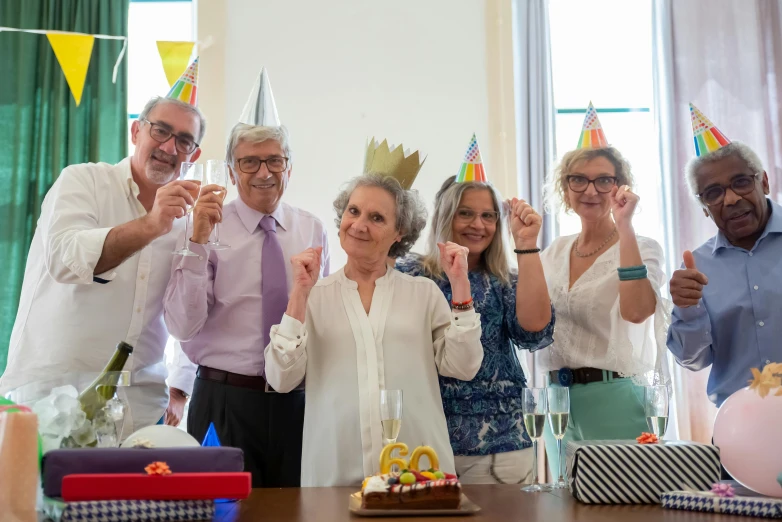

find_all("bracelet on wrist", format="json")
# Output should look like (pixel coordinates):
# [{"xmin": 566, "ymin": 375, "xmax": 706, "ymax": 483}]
[
  {"xmin": 514, "ymin": 248, "xmax": 541, "ymax": 255},
  {"xmin": 451, "ymin": 297, "xmax": 473, "ymax": 307},
  {"xmin": 452, "ymin": 302, "xmax": 474, "ymax": 311},
  {"xmin": 617, "ymin": 264, "xmax": 648, "ymax": 281}
]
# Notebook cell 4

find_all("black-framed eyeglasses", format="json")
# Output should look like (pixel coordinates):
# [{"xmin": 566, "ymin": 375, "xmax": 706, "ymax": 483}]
[
  {"xmin": 455, "ymin": 208, "xmax": 500, "ymax": 225},
  {"xmin": 566, "ymin": 175, "xmax": 618, "ymax": 193},
  {"xmin": 140, "ymin": 118, "xmax": 199, "ymax": 154},
  {"xmin": 698, "ymin": 174, "xmax": 759, "ymax": 206},
  {"xmin": 235, "ymin": 156, "xmax": 289, "ymax": 174}
]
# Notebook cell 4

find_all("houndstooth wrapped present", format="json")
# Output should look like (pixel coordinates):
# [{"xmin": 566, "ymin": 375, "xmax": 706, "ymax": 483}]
[
  {"xmin": 661, "ymin": 490, "xmax": 782, "ymax": 519},
  {"xmin": 43, "ymin": 497, "xmax": 215, "ymax": 522}
]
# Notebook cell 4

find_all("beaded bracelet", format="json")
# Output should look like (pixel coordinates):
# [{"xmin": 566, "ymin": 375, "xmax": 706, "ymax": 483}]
[
  {"xmin": 617, "ymin": 264, "xmax": 648, "ymax": 281},
  {"xmin": 452, "ymin": 297, "xmax": 474, "ymax": 311},
  {"xmin": 514, "ymin": 248, "xmax": 541, "ymax": 255}
]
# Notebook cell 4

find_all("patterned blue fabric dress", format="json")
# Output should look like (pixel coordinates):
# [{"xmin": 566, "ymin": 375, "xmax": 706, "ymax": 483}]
[{"xmin": 396, "ymin": 256, "xmax": 555, "ymax": 456}]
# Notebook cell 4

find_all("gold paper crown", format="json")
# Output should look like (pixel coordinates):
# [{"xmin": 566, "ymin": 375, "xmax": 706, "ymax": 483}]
[{"xmin": 363, "ymin": 138, "xmax": 426, "ymax": 190}]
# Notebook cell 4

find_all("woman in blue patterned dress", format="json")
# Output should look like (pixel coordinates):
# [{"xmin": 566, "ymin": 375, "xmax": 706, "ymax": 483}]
[{"xmin": 396, "ymin": 176, "xmax": 554, "ymax": 484}]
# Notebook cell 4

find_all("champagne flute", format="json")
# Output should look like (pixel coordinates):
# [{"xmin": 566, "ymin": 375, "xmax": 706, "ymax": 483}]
[
  {"xmin": 521, "ymin": 387, "xmax": 549, "ymax": 492},
  {"xmin": 205, "ymin": 159, "xmax": 231, "ymax": 250},
  {"xmin": 644, "ymin": 385, "xmax": 669, "ymax": 438},
  {"xmin": 547, "ymin": 386, "xmax": 570, "ymax": 489},
  {"xmin": 172, "ymin": 162, "xmax": 203, "ymax": 257},
  {"xmin": 379, "ymin": 389, "xmax": 403, "ymax": 445}
]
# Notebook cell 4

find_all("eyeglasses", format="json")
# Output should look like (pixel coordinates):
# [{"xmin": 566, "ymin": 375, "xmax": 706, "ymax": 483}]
[
  {"xmin": 566, "ymin": 175, "xmax": 618, "ymax": 193},
  {"xmin": 698, "ymin": 175, "xmax": 758, "ymax": 206},
  {"xmin": 236, "ymin": 156, "xmax": 289, "ymax": 174},
  {"xmin": 455, "ymin": 208, "xmax": 499, "ymax": 225},
  {"xmin": 140, "ymin": 119, "xmax": 199, "ymax": 154}
]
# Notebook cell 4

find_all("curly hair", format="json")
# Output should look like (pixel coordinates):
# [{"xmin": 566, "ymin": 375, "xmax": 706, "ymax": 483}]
[
  {"xmin": 333, "ymin": 173, "xmax": 428, "ymax": 258},
  {"xmin": 545, "ymin": 146, "xmax": 634, "ymax": 214}
]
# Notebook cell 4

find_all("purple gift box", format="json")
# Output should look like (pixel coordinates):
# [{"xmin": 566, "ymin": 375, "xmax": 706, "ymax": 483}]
[{"xmin": 42, "ymin": 447, "xmax": 244, "ymax": 498}]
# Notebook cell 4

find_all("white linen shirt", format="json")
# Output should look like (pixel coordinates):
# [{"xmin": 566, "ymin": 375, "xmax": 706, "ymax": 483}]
[{"xmin": 0, "ymin": 157, "xmax": 191, "ymax": 431}]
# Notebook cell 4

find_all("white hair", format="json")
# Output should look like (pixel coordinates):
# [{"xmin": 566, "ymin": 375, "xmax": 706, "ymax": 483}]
[
  {"xmin": 684, "ymin": 141, "xmax": 765, "ymax": 197},
  {"xmin": 138, "ymin": 96, "xmax": 206, "ymax": 143},
  {"xmin": 225, "ymin": 123, "xmax": 293, "ymax": 167}
]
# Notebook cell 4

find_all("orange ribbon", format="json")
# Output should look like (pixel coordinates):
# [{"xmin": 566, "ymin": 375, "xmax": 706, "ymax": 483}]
[
  {"xmin": 145, "ymin": 461, "xmax": 172, "ymax": 475},
  {"xmin": 636, "ymin": 432, "xmax": 659, "ymax": 444}
]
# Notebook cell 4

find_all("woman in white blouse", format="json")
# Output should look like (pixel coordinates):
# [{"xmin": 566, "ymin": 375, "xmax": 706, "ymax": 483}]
[
  {"xmin": 540, "ymin": 146, "xmax": 670, "ymax": 477},
  {"xmin": 264, "ymin": 173, "xmax": 484, "ymax": 487}
]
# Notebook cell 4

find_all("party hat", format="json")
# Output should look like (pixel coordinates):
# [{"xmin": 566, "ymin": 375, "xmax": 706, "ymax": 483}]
[
  {"xmin": 456, "ymin": 133, "xmax": 487, "ymax": 183},
  {"xmin": 201, "ymin": 422, "xmax": 222, "ymax": 447},
  {"xmin": 364, "ymin": 138, "xmax": 425, "ymax": 190},
  {"xmin": 166, "ymin": 57, "xmax": 199, "ymax": 107},
  {"xmin": 238, "ymin": 67, "xmax": 280, "ymax": 126},
  {"xmin": 690, "ymin": 103, "xmax": 730, "ymax": 157},
  {"xmin": 576, "ymin": 102, "xmax": 608, "ymax": 149}
]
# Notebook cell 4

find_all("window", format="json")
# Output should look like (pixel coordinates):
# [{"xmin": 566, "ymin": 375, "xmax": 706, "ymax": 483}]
[
  {"xmin": 127, "ymin": 0, "xmax": 196, "ymax": 153},
  {"xmin": 548, "ymin": 0, "xmax": 663, "ymax": 246}
]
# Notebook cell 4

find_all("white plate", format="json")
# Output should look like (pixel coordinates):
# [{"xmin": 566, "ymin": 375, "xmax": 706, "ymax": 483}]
[{"xmin": 120, "ymin": 425, "xmax": 200, "ymax": 448}]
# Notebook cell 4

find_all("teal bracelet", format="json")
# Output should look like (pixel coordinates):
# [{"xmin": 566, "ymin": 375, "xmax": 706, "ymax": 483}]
[{"xmin": 617, "ymin": 265, "xmax": 648, "ymax": 281}]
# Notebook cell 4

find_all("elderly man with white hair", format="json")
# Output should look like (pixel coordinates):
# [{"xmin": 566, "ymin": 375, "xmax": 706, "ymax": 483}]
[
  {"xmin": 667, "ymin": 105, "xmax": 782, "ymax": 407},
  {"xmin": 163, "ymin": 69, "xmax": 329, "ymax": 487}
]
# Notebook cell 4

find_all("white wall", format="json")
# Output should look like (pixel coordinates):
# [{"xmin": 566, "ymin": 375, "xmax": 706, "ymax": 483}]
[{"xmin": 199, "ymin": 0, "xmax": 515, "ymax": 269}]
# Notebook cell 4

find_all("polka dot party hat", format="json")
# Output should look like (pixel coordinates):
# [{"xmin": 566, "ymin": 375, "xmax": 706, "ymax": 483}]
[
  {"xmin": 166, "ymin": 57, "xmax": 199, "ymax": 107},
  {"xmin": 456, "ymin": 133, "xmax": 487, "ymax": 183},
  {"xmin": 690, "ymin": 103, "xmax": 730, "ymax": 157}
]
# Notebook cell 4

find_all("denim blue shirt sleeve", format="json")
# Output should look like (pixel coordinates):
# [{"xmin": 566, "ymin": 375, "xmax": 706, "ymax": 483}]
[
  {"xmin": 667, "ymin": 199, "xmax": 782, "ymax": 406},
  {"xmin": 395, "ymin": 255, "xmax": 555, "ymax": 456}
]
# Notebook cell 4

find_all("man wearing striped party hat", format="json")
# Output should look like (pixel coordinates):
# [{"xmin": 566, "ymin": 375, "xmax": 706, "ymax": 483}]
[
  {"xmin": 0, "ymin": 57, "xmax": 206, "ymax": 434},
  {"xmin": 668, "ymin": 103, "xmax": 781, "ymax": 407}
]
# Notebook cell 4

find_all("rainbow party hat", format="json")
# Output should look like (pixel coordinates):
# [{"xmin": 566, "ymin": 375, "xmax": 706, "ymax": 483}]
[
  {"xmin": 690, "ymin": 103, "xmax": 730, "ymax": 157},
  {"xmin": 456, "ymin": 133, "xmax": 487, "ymax": 183},
  {"xmin": 166, "ymin": 57, "xmax": 199, "ymax": 107},
  {"xmin": 576, "ymin": 102, "xmax": 608, "ymax": 149}
]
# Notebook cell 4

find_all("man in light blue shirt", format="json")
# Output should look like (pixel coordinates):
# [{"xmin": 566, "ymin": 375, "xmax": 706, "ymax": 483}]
[{"xmin": 667, "ymin": 139, "xmax": 782, "ymax": 407}]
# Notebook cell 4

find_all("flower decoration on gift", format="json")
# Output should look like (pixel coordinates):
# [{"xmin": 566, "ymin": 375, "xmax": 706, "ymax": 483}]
[
  {"xmin": 710, "ymin": 483, "xmax": 735, "ymax": 498},
  {"xmin": 144, "ymin": 461, "xmax": 172, "ymax": 475},
  {"xmin": 636, "ymin": 432, "xmax": 659, "ymax": 444},
  {"xmin": 748, "ymin": 362, "xmax": 782, "ymax": 398}
]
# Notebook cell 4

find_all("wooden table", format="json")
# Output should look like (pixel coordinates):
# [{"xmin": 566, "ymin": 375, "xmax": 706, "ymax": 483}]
[{"xmin": 212, "ymin": 485, "xmax": 749, "ymax": 521}]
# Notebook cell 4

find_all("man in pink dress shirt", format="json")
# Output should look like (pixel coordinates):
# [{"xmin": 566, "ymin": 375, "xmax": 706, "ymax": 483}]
[{"xmin": 163, "ymin": 119, "xmax": 329, "ymax": 487}]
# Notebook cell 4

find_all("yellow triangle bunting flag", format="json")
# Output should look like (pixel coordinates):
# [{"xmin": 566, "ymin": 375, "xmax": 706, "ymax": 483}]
[
  {"xmin": 156, "ymin": 41, "xmax": 196, "ymax": 88},
  {"xmin": 47, "ymin": 33, "xmax": 95, "ymax": 106}
]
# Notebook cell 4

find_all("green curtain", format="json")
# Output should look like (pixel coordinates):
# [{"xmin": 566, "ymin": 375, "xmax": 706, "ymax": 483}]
[{"xmin": 0, "ymin": 0, "xmax": 129, "ymax": 374}]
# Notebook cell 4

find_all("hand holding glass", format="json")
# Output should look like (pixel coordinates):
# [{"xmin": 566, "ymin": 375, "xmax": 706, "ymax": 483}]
[
  {"xmin": 172, "ymin": 162, "xmax": 203, "ymax": 257},
  {"xmin": 205, "ymin": 159, "xmax": 231, "ymax": 250}
]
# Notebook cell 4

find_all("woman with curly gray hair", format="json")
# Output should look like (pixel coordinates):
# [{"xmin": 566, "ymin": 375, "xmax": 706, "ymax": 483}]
[{"xmin": 264, "ymin": 173, "xmax": 485, "ymax": 487}]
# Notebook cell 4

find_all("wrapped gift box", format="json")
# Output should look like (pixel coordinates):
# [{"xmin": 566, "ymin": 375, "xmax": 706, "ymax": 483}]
[
  {"xmin": 43, "ymin": 497, "xmax": 216, "ymax": 522},
  {"xmin": 661, "ymin": 491, "xmax": 782, "ymax": 519},
  {"xmin": 566, "ymin": 440, "xmax": 721, "ymax": 504},
  {"xmin": 42, "ymin": 447, "xmax": 244, "ymax": 498}
]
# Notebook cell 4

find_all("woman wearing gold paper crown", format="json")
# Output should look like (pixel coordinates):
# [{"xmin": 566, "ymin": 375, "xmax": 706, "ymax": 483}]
[
  {"xmin": 264, "ymin": 139, "xmax": 484, "ymax": 487},
  {"xmin": 395, "ymin": 134, "xmax": 554, "ymax": 485},
  {"xmin": 539, "ymin": 103, "xmax": 670, "ymax": 478}
]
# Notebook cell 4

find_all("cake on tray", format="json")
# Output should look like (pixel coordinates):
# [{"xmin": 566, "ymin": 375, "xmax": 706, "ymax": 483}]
[{"xmin": 360, "ymin": 443, "xmax": 461, "ymax": 510}]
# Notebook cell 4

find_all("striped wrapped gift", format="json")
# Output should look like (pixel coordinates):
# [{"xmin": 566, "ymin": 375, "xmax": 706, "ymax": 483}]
[
  {"xmin": 566, "ymin": 440, "xmax": 721, "ymax": 504},
  {"xmin": 43, "ymin": 497, "xmax": 216, "ymax": 522}
]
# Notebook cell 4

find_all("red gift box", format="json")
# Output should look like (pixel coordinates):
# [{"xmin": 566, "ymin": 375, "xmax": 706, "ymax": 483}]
[{"xmin": 62, "ymin": 472, "xmax": 252, "ymax": 501}]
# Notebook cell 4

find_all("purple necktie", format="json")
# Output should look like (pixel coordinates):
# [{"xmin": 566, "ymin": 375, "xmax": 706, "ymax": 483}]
[{"xmin": 260, "ymin": 215, "xmax": 289, "ymax": 354}]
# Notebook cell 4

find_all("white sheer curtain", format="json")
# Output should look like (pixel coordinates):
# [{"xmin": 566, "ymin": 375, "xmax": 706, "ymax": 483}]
[{"xmin": 652, "ymin": 0, "xmax": 782, "ymax": 443}]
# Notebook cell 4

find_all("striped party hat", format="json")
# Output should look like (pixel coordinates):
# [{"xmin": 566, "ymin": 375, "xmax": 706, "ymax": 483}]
[
  {"xmin": 166, "ymin": 57, "xmax": 199, "ymax": 107},
  {"xmin": 456, "ymin": 133, "xmax": 487, "ymax": 183},
  {"xmin": 576, "ymin": 102, "xmax": 608, "ymax": 149},
  {"xmin": 690, "ymin": 103, "xmax": 730, "ymax": 157}
]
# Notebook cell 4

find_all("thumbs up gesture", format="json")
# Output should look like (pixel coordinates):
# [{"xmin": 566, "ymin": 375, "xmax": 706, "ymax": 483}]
[{"xmin": 669, "ymin": 250, "xmax": 709, "ymax": 308}]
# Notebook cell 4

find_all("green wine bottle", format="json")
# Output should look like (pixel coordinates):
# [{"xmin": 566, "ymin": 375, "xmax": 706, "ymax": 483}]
[{"xmin": 78, "ymin": 341, "xmax": 133, "ymax": 420}]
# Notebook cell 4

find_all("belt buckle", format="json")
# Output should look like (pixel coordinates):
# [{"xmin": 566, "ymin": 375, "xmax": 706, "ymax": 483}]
[{"xmin": 557, "ymin": 368, "xmax": 574, "ymax": 387}]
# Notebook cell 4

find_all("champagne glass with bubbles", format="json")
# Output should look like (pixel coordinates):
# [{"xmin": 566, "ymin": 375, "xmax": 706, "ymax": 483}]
[
  {"xmin": 521, "ymin": 387, "xmax": 549, "ymax": 492},
  {"xmin": 645, "ymin": 385, "xmax": 669, "ymax": 438},
  {"xmin": 380, "ymin": 389, "xmax": 403, "ymax": 445},
  {"xmin": 172, "ymin": 162, "xmax": 203, "ymax": 257},
  {"xmin": 206, "ymin": 159, "xmax": 231, "ymax": 250},
  {"xmin": 547, "ymin": 386, "xmax": 570, "ymax": 489}
]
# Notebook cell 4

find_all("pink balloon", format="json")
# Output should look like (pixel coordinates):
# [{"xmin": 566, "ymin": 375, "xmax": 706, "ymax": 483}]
[{"xmin": 713, "ymin": 387, "xmax": 782, "ymax": 497}]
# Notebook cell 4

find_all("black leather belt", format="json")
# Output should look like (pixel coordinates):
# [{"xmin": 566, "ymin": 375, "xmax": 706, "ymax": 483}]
[
  {"xmin": 549, "ymin": 367, "xmax": 623, "ymax": 387},
  {"xmin": 196, "ymin": 366, "xmax": 302, "ymax": 393}
]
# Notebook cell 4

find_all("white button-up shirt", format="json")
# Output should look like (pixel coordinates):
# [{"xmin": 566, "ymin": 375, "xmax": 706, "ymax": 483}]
[{"xmin": 0, "ymin": 157, "xmax": 191, "ymax": 431}]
